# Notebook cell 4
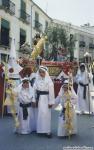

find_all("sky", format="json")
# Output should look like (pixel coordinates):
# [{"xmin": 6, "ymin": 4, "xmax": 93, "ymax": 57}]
[{"xmin": 33, "ymin": 0, "xmax": 94, "ymax": 26}]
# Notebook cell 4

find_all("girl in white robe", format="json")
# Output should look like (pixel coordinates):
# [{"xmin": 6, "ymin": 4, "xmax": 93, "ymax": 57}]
[
  {"xmin": 76, "ymin": 63, "xmax": 93, "ymax": 114},
  {"xmin": 55, "ymin": 80, "xmax": 78, "ymax": 137},
  {"xmin": 14, "ymin": 78, "xmax": 35, "ymax": 134},
  {"xmin": 33, "ymin": 66, "xmax": 55, "ymax": 138}
]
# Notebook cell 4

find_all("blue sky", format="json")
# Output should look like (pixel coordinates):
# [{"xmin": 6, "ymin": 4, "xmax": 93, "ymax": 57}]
[{"xmin": 33, "ymin": 0, "xmax": 94, "ymax": 26}]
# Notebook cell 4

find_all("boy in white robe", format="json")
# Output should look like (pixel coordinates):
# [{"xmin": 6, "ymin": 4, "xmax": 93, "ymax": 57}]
[
  {"xmin": 55, "ymin": 80, "xmax": 77, "ymax": 137},
  {"xmin": 13, "ymin": 78, "xmax": 35, "ymax": 134},
  {"xmin": 33, "ymin": 66, "xmax": 55, "ymax": 138}
]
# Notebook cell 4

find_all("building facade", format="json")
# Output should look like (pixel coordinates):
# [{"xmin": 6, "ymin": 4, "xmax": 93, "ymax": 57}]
[
  {"xmin": 53, "ymin": 19, "xmax": 94, "ymax": 61},
  {"xmin": 0, "ymin": 0, "xmax": 94, "ymax": 62},
  {"xmin": 0, "ymin": 0, "xmax": 32, "ymax": 61},
  {"xmin": 0, "ymin": 0, "xmax": 51, "ymax": 62},
  {"xmin": 31, "ymin": 1, "xmax": 52, "ymax": 39}
]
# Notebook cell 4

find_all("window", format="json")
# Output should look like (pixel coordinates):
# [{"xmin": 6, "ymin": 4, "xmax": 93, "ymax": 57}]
[
  {"xmin": 20, "ymin": 0, "xmax": 26, "ymax": 19},
  {"xmin": 0, "ymin": 19, "xmax": 10, "ymax": 46},
  {"xmin": 20, "ymin": 29, "xmax": 26, "ymax": 46},
  {"xmin": 2, "ymin": 0, "xmax": 10, "ymax": 8},
  {"xmin": 45, "ymin": 21, "xmax": 48, "ymax": 29},
  {"xmin": 35, "ymin": 12, "xmax": 39, "ymax": 28},
  {"xmin": 1, "ymin": 54, "xmax": 9, "ymax": 62},
  {"xmin": 35, "ymin": 12, "xmax": 39, "ymax": 22}
]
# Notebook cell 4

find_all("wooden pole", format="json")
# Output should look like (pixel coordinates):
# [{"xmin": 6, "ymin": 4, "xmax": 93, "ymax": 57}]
[
  {"xmin": 2, "ymin": 54, "xmax": 9, "ymax": 118},
  {"xmin": 2, "ymin": 77, "xmax": 5, "ymax": 118}
]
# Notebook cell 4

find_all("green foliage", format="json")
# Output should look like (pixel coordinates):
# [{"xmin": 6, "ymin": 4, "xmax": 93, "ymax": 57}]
[
  {"xmin": 46, "ymin": 26, "xmax": 69, "ymax": 48},
  {"xmin": 45, "ymin": 25, "xmax": 75, "ymax": 61}
]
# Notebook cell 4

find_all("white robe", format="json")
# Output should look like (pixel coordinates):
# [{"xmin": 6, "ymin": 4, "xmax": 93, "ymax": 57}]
[
  {"xmin": 33, "ymin": 76, "xmax": 55, "ymax": 134},
  {"xmin": 55, "ymin": 87, "xmax": 77, "ymax": 137},
  {"xmin": 30, "ymin": 72, "xmax": 38, "ymax": 132},
  {"xmin": 14, "ymin": 84, "xmax": 34, "ymax": 134},
  {"xmin": 76, "ymin": 70, "xmax": 93, "ymax": 113}
]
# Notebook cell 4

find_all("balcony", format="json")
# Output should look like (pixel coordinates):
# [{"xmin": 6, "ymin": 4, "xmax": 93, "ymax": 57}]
[
  {"xmin": 89, "ymin": 43, "xmax": 94, "ymax": 49},
  {"xmin": 79, "ymin": 41, "xmax": 86, "ymax": 47},
  {"xmin": 34, "ymin": 20, "xmax": 43, "ymax": 32},
  {"xmin": 0, "ymin": 0, "xmax": 15, "ymax": 15},
  {"xmin": 20, "ymin": 10, "xmax": 30, "ymax": 24}
]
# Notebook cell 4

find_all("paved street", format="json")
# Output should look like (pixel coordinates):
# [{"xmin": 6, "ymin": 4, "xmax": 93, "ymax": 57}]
[{"xmin": 0, "ymin": 110, "xmax": 94, "ymax": 150}]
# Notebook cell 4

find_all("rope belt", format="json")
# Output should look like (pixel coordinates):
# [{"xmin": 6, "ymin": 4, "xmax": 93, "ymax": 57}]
[
  {"xmin": 36, "ymin": 90, "xmax": 49, "ymax": 101},
  {"xmin": 20, "ymin": 103, "xmax": 31, "ymax": 120},
  {"xmin": 79, "ymin": 83, "xmax": 88, "ymax": 99}
]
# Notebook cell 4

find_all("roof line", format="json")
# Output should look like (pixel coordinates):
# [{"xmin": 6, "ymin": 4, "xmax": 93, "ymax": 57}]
[{"xmin": 32, "ymin": 1, "xmax": 52, "ymax": 20}]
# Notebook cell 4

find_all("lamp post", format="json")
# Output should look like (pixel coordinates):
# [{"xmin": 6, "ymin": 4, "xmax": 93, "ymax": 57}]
[{"xmin": 84, "ymin": 52, "xmax": 92, "ymax": 115}]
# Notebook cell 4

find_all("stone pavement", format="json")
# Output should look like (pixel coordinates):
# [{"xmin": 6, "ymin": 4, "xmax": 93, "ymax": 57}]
[{"xmin": 0, "ymin": 110, "xmax": 94, "ymax": 150}]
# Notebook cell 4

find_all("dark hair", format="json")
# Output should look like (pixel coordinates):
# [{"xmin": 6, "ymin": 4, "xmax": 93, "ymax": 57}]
[{"xmin": 80, "ymin": 65, "xmax": 85, "ymax": 69}]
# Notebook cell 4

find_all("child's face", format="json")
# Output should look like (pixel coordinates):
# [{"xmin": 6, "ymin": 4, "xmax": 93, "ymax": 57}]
[
  {"xmin": 39, "ymin": 69, "xmax": 46, "ymax": 78},
  {"xmin": 22, "ymin": 81, "xmax": 29, "ymax": 89},
  {"xmin": 63, "ymin": 84, "xmax": 68, "ymax": 92},
  {"xmin": 80, "ymin": 66, "xmax": 85, "ymax": 72}
]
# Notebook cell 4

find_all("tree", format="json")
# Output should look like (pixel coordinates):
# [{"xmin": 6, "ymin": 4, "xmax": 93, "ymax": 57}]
[{"xmin": 45, "ymin": 25, "xmax": 75, "ymax": 61}]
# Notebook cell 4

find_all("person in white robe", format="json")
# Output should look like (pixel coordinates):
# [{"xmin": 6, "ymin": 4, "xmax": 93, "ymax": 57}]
[
  {"xmin": 13, "ymin": 78, "xmax": 35, "ymax": 134},
  {"xmin": 54, "ymin": 80, "xmax": 78, "ymax": 137},
  {"xmin": 7, "ymin": 38, "xmax": 22, "ymax": 114},
  {"xmin": 76, "ymin": 63, "xmax": 93, "ymax": 114},
  {"xmin": 29, "ymin": 72, "xmax": 38, "ymax": 132},
  {"xmin": 32, "ymin": 66, "xmax": 55, "ymax": 138}
]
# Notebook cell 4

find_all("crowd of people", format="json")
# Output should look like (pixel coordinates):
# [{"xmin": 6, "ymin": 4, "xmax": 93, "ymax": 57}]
[{"xmin": 5, "ymin": 62, "xmax": 93, "ymax": 139}]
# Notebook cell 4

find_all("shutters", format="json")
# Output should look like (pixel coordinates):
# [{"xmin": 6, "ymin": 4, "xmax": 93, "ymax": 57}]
[{"xmin": 20, "ymin": 28, "xmax": 26, "ymax": 46}]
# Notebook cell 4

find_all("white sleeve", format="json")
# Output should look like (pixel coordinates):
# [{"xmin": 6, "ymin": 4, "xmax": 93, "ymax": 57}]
[
  {"xmin": 89, "ymin": 72, "xmax": 93, "ymax": 82},
  {"xmin": 29, "ymin": 86, "xmax": 34, "ymax": 101},
  {"xmin": 71, "ymin": 88, "xmax": 78, "ymax": 105},
  {"xmin": 75, "ymin": 73, "xmax": 82, "ymax": 84},
  {"xmin": 48, "ymin": 82, "xmax": 55, "ymax": 105},
  {"xmin": 53, "ymin": 96, "xmax": 61, "ymax": 108}
]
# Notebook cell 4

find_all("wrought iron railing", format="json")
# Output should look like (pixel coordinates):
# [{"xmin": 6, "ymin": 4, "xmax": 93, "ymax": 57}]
[
  {"xmin": 20, "ymin": 9, "xmax": 30, "ymax": 24},
  {"xmin": 34, "ymin": 20, "xmax": 43, "ymax": 32},
  {"xmin": 0, "ymin": 0, "xmax": 15, "ymax": 15}
]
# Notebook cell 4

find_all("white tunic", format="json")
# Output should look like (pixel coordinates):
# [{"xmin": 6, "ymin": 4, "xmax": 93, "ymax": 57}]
[
  {"xmin": 55, "ymin": 87, "xmax": 77, "ymax": 137},
  {"xmin": 14, "ymin": 84, "xmax": 34, "ymax": 134},
  {"xmin": 76, "ymin": 70, "xmax": 93, "ymax": 113},
  {"xmin": 33, "ymin": 76, "xmax": 55, "ymax": 134}
]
